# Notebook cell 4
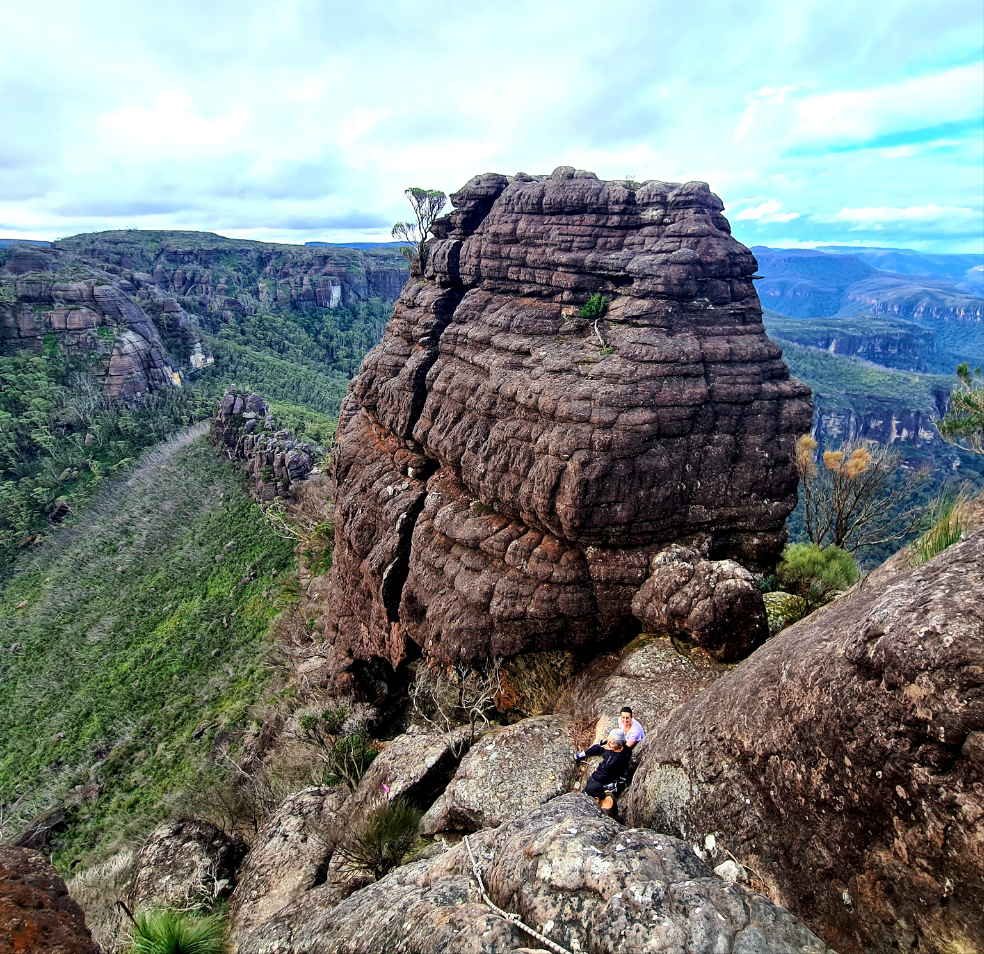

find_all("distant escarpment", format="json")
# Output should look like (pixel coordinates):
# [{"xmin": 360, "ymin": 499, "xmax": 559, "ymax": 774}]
[
  {"xmin": 56, "ymin": 229, "xmax": 409, "ymax": 311},
  {"xmin": 0, "ymin": 244, "xmax": 208, "ymax": 399},
  {"xmin": 321, "ymin": 168, "xmax": 812, "ymax": 695}
]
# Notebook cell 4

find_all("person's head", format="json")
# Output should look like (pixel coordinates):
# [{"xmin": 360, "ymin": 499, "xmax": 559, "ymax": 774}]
[
  {"xmin": 619, "ymin": 707, "xmax": 633, "ymax": 731},
  {"xmin": 607, "ymin": 727, "xmax": 626, "ymax": 750}
]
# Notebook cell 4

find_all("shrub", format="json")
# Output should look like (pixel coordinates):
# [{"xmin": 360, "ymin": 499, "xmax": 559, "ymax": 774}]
[
  {"xmin": 775, "ymin": 542, "xmax": 859, "ymax": 612},
  {"xmin": 298, "ymin": 704, "xmax": 377, "ymax": 791},
  {"xmin": 334, "ymin": 798, "xmax": 423, "ymax": 879},
  {"xmin": 128, "ymin": 909, "xmax": 225, "ymax": 954},
  {"xmin": 579, "ymin": 293, "xmax": 608, "ymax": 319}
]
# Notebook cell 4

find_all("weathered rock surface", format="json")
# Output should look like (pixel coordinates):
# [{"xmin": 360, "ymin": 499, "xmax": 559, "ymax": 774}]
[
  {"xmin": 228, "ymin": 788, "xmax": 348, "ymax": 948},
  {"xmin": 0, "ymin": 262, "xmax": 187, "ymax": 399},
  {"xmin": 322, "ymin": 168, "xmax": 811, "ymax": 694},
  {"xmin": 624, "ymin": 525, "xmax": 984, "ymax": 953},
  {"xmin": 421, "ymin": 716, "xmax": 577, "ymax": 834},
  {"xmin": 239, "ymin": 793, "xmax": 833, "ymax": 954},
  {"xmin": 211, "ymin": 388, "xmax": 317, "ymax": 501},
  {"xmin": 573, "ymin": 635, "xmax": 730, "ymax": 743},
  {"xmin": 121, "ymin": 818, "xmax": 246, "ymax": 912},
  {"xmin": 348, "ymin": 725, "xmax": 472, "ymax": 819},
  {"xmin": 0, "ymin": 846, "xmax": 100, "ymax": 954},
  {"xmin": 631, "ymin": 544, "xmax": 769, "ymax": 661}
]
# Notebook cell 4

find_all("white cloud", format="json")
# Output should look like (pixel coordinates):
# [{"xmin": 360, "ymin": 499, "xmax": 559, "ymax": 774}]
[
  {"xmin": 794, "ymin": 63, "xmax": 983, "ymax": 142},
  {"xmin": 733, "ymin": 199, "xmax": 800, "ymax": 223},
  {"xmin": 823, "ymin": 204, "xmax": 979, "ymax": 224}
]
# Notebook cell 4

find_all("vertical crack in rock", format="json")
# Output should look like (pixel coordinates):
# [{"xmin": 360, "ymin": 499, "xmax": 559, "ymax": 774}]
[
  {"xmin": 381, "ymin": 482, "xmax": 432, "ymax": 623},
  {"xmin": 321, "ymin": 167, "xmax": 813, "ymax": 696}
]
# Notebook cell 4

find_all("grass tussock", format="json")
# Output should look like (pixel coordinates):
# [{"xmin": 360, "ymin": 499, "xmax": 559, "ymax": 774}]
[{"xmin": 127, "ymin": 908, "xmax": 226, "ymax": 954}]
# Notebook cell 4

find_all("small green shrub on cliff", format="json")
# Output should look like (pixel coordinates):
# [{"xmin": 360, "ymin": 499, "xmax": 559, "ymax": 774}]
[
  {"xmin": 334, "ymin": 798, "xmax": 423, "ymax": 880},
  {"xmin": 775, "ymin": 542, "xmax": 859, "ymax": 612},
  {"xmin": 579, "ymin": 293, "xmax": 608, "ymax": 319},
  {"xmin": 298, "ymin": 705, "xmax": 377, "ymax": 791},
  {"xmin": 128, "ymin": 908, "xmax": 225, "ymax": 954}
]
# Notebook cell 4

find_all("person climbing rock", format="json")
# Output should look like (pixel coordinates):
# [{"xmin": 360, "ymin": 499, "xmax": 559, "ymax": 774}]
[{"xmin": 573, "ymin": 728, "xmax": 632, "ymax": 806}]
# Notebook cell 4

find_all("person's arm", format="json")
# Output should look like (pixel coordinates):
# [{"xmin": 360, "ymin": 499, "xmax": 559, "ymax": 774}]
[{"xmin": 574, "ymin": 743, "xmax": 605, "ymax": 761}]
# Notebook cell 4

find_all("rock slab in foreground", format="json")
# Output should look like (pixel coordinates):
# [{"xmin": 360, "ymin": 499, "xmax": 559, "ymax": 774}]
[
  {"xmin": 239, "ymin": 793, "xmax": 833, "ymax": 954},
  {"xmin": 322, "ymin": 168, "xmax": 811, "ymax": 694},
  {"xmin": 421, "ymin": 715, "xmax": 577, "ymax": 834},
  {"xmin": 625, "ymin": 526, "xmax": 984, "ymax": 953},
  {"xmin": 0, "ymin": 846, "xmax": 100, "ymax": 954}
]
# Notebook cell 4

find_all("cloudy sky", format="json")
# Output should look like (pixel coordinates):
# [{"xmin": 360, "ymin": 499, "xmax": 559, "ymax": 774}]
[{"xmin": 2, "ymin": 0, "xmax": 981, "ymax": 252}]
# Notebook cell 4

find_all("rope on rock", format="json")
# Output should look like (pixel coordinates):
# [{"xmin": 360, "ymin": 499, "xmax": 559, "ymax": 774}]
[{"xmin": 463, "ymin": 834, "xmax": 573, "ymax": 954}]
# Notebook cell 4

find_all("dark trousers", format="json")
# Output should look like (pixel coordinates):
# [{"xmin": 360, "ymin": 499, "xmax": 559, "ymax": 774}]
[{"xmin": 585, "ymin": 777, "xmax": 607, "ymax": 798}]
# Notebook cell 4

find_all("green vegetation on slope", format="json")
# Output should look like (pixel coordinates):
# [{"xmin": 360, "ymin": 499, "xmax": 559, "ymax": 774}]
[
  {"xmin": 0, "ymin": 346, "xmax": 213, "ymax": 580},
  {"xmin": 0, "ymin": 433, "xmax": 296, "ymax": 871},
  {"xmin": 777, "ymin": 341, "xmax": 953, "ymax": 414}
]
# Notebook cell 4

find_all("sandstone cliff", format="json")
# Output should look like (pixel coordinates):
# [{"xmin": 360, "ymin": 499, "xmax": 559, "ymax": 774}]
[
  {"xmin": 321, "ymin": 167, "xmax": 812, "ymax": 695},
  {"xmin": 0, "ymin": 244, "xmax": 204, "ymax": 399},
  {"xmin": 56, "ymin": 230, "xmax": 408, "ymax": 311},
  {"xmin": 624, "ymin": 524, "xmax": 984, "ymax": 953}
]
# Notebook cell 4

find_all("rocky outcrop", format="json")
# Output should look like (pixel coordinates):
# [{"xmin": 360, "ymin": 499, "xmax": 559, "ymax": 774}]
[
  {"xmin": 239, "ymin": 793, "xmax": 834, "ymax": 954},
  {"xmin": 121, "ymin": 818, "xmax": 246, "ymax": 913},
  {"xmin": 421, "ymin": 716, "xmax": 577, "ymax": 834},
  {"xmin": 0, "ymin": 846, "xmax": 100, "ymax": 954},
  {"xmin": 322, "ymin": 168, "xmax": 812, "ymax": 695},
  {"xmin": 227, "ymin": 788, "xmax": 348, "ymax": 947},
  {"xmin": 630, "ymin": 544, "xmax": 769, "ymax": 661},
  {"xmin": 211, "ymin": 389, "xmax": 317, "ymax": 500},
  {"xmin": 624, "ymin": 525, "xmax": 984, "ymax": 953},
  {"xmin": 569, "ymin": 635, "xmax": 730, "ymax": 742},
  {"xmin": 0, "ymin": 261, "xmax": 187, "ymax": 399},
  {"xmin": 347, "ymin": 725, "xmax": 472, "ymax": 819}
]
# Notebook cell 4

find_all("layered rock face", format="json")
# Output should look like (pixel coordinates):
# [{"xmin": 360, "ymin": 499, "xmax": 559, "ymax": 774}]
[
  {"xmin": 0, "ymin": 262, "xmax": 183, "ymax": 399},
  {"xmin": 323, "ymin": 168, "xmax": 812, "ymax": 691},
  {"xmin": 624, "ymin": 525, "xmax": 984, "ymax": 953}
]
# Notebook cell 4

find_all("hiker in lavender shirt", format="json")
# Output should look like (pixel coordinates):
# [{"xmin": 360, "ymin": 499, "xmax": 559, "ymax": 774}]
[{"xmin": 616, "ymin": 706, "xmax": 645, "ymax": 749}]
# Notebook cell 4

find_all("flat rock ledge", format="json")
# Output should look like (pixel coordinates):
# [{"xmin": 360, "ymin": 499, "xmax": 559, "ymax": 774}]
[{"xmin": 238, "ymin": 793, "xmax": 834, "ymax": 954}]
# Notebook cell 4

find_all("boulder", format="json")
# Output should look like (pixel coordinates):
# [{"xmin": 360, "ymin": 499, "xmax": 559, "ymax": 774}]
[
  {"xmin": 348, "ymin": 725, "xmax": 472, "ymax": 819},
  {"xmin": 421, "ymin": 716, "xmax": 577, "ymax": 834},
  {"xmin": 121, "ymin": 818, "xmax": 246, "ymax": 913},
  {"xmin": 322, "ymin": 168, "xmax": 811, "ymax": 696},
  {"xmin": 630, "ymin": 544, "xmax": 770, "ymax": 661},
  {"xmin": 227, "ymin": 788, "xmax": 347, "ymax": 947},
  {"xmin": 238, "ymin": 793, "xmax": 833, "ymax": 954},
  {"xmin": 625, "ymin": 525, "xmax": 984, "ymax": 953},
  {"xmin": 0, "ymin": 846, "xmax": 99, "ymax": 954},
  {"xmin": 574, "ymin": 635, "xmax": 729, "ymax": 743}
]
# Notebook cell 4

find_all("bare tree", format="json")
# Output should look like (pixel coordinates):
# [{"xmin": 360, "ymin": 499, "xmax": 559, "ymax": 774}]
[
  {"xmin": 409, "ymin": 658, "xmax": 503, "ymax": 756},
  {"xmin": 794, "ymin": 435, "xmax": 926, "ymax": 554},
  {"xmin": 391, "ymin": 188, "xmax": 447, "ymax": 276}
]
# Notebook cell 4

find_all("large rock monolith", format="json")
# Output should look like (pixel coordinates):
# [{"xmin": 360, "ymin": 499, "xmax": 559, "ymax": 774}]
[{"xmin": 321, "ymin": 168, "xmax": 812, "ymax": 695}]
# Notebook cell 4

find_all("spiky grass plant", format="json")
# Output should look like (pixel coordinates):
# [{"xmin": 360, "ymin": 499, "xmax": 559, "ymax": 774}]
[
  {"xmin": 334, "ymin": 798, "xmax": 423, "ymax": 880},
  {"xmin": 915, "ymin": 491, "xmax": 965, "ymax": 564},
  {"xmin": 128, "ymin": 909, "xmax": 226, "ymax": 954}
]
